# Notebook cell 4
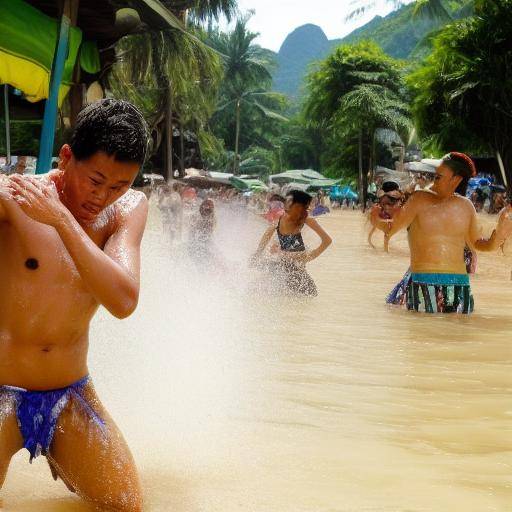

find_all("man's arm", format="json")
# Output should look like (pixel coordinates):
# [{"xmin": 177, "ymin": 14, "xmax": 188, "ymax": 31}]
[
  {"xmin": 386, "ymin": 192, "xmax": 422, "ymax": 238},
  {"xmin": 473, "ymin": 205, "xmax": 512, "ymax": 252},
  {"xmin": 9, "ymin": 175, "xmax": 148, "ymax": 318},
  {"xmin": 57, "ymin": 196, "xmax": 148, "ymax": 319}
]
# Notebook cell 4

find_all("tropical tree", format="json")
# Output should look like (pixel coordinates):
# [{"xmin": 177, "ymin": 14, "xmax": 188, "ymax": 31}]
[
  {"xmin": 208, "ymin": 17, "xmax": 288, "ymax": 173},
  {"xmin": 303, "ymin": 41, "xmax": 411, "ymax": 206},
  {"xmin": 109, "ymin": 0, "xmax": 237, "ymax": 178},
  {"xmin": 408, "ymin": 0, "xmax": 512, "ymax": 182},
  {"xmin": 349, "ymin": 0, "xmax": 471, "ymax": 21}
]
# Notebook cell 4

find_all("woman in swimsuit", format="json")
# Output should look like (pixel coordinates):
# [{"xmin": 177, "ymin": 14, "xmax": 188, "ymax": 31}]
[{"xmin": 251, "ymin": 190, "xmax": 332, "ymax": 297}]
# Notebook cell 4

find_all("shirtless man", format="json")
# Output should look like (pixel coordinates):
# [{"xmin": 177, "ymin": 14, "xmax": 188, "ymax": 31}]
[
  {"xmin": 0, "ymin": 99, "xmax": 149, "ymax": 510},
  {"xmin": 385, "ymin": 152, "xmax": 512, "ymax": 314}
]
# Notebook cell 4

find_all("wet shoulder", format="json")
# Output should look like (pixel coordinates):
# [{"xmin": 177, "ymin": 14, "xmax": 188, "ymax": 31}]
[
  {"xmin": 412, "ymin": 190, "xmax": 437, "ymax": 203},
  {"xmin": 114, "ymin": 189, "xmax": 148, "ymax": 226}
]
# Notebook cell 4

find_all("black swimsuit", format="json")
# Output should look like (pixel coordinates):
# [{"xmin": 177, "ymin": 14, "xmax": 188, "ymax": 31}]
[{"xmin": 276, "ymin": 218, "xmax": 306, "ymax": 252}]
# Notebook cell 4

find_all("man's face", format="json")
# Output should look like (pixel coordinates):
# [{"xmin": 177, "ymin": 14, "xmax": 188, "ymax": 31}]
[
  {"xmin": 431, "ymin": 163, "xmax": 460, "ymax": 198},
  {"xmin": 59, "ymin": 145, "xmax": 140, "ymax": 224}
]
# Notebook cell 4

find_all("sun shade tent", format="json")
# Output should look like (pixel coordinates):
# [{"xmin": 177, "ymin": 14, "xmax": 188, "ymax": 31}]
[
  {"xmin": 0, "ymin": 0, "xmax": 185, "ymax": 172},
  {"xmin": 230, "ymin": 176, "xmax": 269, "ymax": 192},
  {"xmin": 404, "ymin": 161, "xmax": 437, "ymax": 174},
  {"xmin": 269, "ymin": 169, "xmax": 340, "ymax": 191}
]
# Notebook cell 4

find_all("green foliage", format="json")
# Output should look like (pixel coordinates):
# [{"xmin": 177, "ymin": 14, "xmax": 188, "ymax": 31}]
[
  {"xmin": 110, "ymin": 27, "xmax": 222, "ymax": 126},
  {"xmin": 302, "ymin": 41, "xmax": 411, "ymax": 181},
  {"xmin": 207, "ymin": 16, "xmax": 289, "ymax": 172},
  {"xmin": 273, "ymin": 1, "xmax": 473, "ymax": 101},
  {"xmin": 408, "ymin": 0, "xmax": 512, "ymax": 175},
  {"xmin": 275, "ymin": 117, "xmax": 322, "ymax": 172},
  {"xmin": 239, "ymin": 146, "xmax": 278, "ymax": 177}
]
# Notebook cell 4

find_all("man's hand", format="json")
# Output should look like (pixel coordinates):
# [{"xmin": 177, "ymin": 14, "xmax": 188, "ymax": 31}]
[
  {"xmin": 0, "ymin": 173, "xmax": 12, "ymax": 200},
  {"xmin": 495, "ymin": 205, "xmax": 512, "ymax": 243},
  {"xmin": 8, "ymin": 175, "xmax": 68, "ymax": 227},
  {"xmin": 0, "ymin": 174, "xmax": 12, "ymax": 220}
]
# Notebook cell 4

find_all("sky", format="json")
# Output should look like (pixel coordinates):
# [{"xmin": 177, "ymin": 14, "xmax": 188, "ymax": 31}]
[{"xmin": 228, "ymin": 0, "xmax": 415, "ymax": 51}]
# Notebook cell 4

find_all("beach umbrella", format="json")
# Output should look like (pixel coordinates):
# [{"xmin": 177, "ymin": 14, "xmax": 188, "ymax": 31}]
[
  {"xmin": 230, "ymin": 176, "xmax": 268, "ymax": 192},
  {"xmin": 404, "ymin": 161, "xmax": 436, "ymax": 174}
]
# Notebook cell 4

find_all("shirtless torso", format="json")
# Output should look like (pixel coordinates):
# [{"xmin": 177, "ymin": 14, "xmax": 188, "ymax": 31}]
[
  {"xmin": 389, "ymin": 190, "xmax": 512, "ymax": 273},
  {"xmin": 0, "ymin": 160, "xmax": 147, "ymax": 511},
  {"xmin": 0, "ymin": 179, "xmax": 139, "ymax": 389}
]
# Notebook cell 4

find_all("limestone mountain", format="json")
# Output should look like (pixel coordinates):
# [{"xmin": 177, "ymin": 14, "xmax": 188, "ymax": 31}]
[{"xmin": 273, "ymin": 2, "xmax": 461, "ymax": 100}]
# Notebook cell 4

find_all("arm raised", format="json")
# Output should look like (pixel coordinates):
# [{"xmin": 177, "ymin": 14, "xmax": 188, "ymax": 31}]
[
  {"xmin": 9, "ymin": 174, "xmax": 148, "ymax": 318},
  {"xmin": 473, "ymin": 205, "xmax": 512, "ymax": 252}
]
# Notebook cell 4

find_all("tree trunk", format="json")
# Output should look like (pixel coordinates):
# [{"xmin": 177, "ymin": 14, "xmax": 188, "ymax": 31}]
[
  {"xmin": 358, "ymin": 127, "xmax": 364, "ymax": 210},
  {"xmin": 179, "ymin": 120, "xmax": 185, "ymax": 177},
  {"xmin": 234, "ymin": 98, "xmax": 241, "ymax": 175},
  {"xmin": 164, "ymin": 84, "xmax": 173, "ymax": 182},
  {"xmin": 370, "ymin": 130, "xmax": 376, "ymax": 183},
  {"xmin": 3, "ymin": 85, "xmax": 11, "ymax": 166}
]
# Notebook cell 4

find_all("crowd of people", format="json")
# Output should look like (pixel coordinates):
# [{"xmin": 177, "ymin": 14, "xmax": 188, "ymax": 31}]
[
  {"xmin": 153, "ymin": 181, "xmax": 332, "ymax": 296},
  {"xmin": 1, "ymin": 99, "xmax": 512, "ymax": 511}
]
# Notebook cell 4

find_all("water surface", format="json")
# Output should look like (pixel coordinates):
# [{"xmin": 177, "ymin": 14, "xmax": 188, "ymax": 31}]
[{"xmin": 3, "ymin": 203, "xmax": 512, "ymax": 511}]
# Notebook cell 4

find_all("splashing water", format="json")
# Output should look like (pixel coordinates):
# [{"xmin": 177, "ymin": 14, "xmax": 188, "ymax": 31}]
[{"xmin": 3, "ymin": 199, "xmax": 512, "ymax": 511}]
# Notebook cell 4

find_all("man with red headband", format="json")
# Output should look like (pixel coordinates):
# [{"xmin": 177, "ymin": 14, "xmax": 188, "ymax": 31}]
[{"xmin": 384, "ymin": 152, "xmax": 512, "ymax": 314}]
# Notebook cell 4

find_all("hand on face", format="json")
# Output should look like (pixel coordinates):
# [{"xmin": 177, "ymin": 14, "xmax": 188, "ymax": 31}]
[{"xmin": 8, "ymin": 174, "xmax": 68, "ymax": 227}]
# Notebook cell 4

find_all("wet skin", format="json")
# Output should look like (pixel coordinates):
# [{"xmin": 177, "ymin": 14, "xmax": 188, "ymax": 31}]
[
  {"xmin": 0, "ymin": 145, "xmax": 148, "ymax": 511},
  {"xmin": 386, "ymin": 164, "xmax": 512, "ymax": 273}
]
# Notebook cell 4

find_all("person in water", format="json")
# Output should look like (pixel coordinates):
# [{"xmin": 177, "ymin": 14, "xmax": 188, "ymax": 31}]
[
  {"xmin": 263, "ymin": 193, "xmax": 285, "ymax": 223},
  {"xmin": 0, "ymin": 99, "xmax": 148, "ymax": 511},
  {"xmin": 251, "ymin": 190, "xmax": 332, "ymax": 297},
  {"xmin": 384, "ymin": 152, "xmax": 512, "ymax": 314},
  {"xmin": 369, "ymin": 181, "xmax": 403, "ymax": 251},
  {"xmin": 188, "ymin": 198, "xmax": 226, "ymax": 271}
]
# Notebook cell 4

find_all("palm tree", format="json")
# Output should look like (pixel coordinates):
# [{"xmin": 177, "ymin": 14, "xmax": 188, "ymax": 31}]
[
  {"xmin": 336, "ymin": 84, "xmax": 411, "ymax": 208},
  {"xmin": 209, "ymin": 16, "xmax": 286, "ymax": 173},
  {"xmin": 349, "ymin": 0, "xmax": 471, "ymax": 21},
  {"xmin": 408, "ymin": 0, "xmax": 512, "ymax": 182},
  {"xmin": 303, "ymin": 41, "xmax": 411, "ymax": 206},
  {"xmin": 110, "ymin": 0, "xmax": 235, "ymax": 178}
]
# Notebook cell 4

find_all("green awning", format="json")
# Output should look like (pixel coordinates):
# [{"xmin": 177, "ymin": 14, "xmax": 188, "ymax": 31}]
[{"xmin": 230, "ymin": 176, "xmax": 269, "ymax": 192}]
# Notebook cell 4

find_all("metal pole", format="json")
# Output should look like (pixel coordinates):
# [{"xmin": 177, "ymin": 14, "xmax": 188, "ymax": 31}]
[
  {"xmin": 3, "ymin": 84, "xmax": 11, "ymax": 166},
  {"xmin": 36, "ymin": 5, "xmax": 71, "ymax": 174}
]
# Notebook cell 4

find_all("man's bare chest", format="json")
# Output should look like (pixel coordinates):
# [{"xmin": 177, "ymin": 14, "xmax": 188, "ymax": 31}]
[
  {"xmin": 416, "ymin": 201, "xmax": 470, "ymax": 236},
  {"xmin": 0, "ymin": 214, "xmax": 111, "ymax": 286}
]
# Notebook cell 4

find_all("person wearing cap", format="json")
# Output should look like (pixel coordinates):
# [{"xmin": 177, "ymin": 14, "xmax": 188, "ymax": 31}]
[{"xmin": 384, "ymin": 152, "xmax": 512, "ymax": 314}]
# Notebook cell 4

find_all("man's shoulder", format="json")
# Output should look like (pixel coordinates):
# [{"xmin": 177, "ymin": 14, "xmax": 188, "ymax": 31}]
[{"xmin": 114, "ymin": 189, "xmax": 148, "ymax": 223}]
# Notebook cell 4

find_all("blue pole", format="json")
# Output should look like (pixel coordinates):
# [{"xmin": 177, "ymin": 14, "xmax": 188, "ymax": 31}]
[{"xmin": 36, "ymin": 13, "xmax": 71, "ymax": 174}]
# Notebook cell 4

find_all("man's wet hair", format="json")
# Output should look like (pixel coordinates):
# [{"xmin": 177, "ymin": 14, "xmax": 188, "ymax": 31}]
[
  {"xmin": 287, "ymin": 190, "xmax": 312, "ymax": 207},
  {"xmin": 71, "ymin": 99, "xmax": 149, "ymax": 164},
  {"xmin": 441, "ymin": 152, "xmax": 476, "ymax": 196}
]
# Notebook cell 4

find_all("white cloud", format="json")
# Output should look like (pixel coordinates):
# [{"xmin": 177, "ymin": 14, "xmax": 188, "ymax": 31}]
[{"xmin": 229, "ymin": 0, "xmax": 414, "ymax": 51}]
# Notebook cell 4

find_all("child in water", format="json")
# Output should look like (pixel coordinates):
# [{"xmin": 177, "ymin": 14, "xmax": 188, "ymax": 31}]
[
  {"xmin": 251, "ymin": 190, "xmax": 332, "ymax": 297},
  {"xmin": 188, "ymin": 198, "xmax": 225, "ymax": 271},
  {"xmin": 369, "ymin": 181, "xmax": 403, "ymax": 251}
]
